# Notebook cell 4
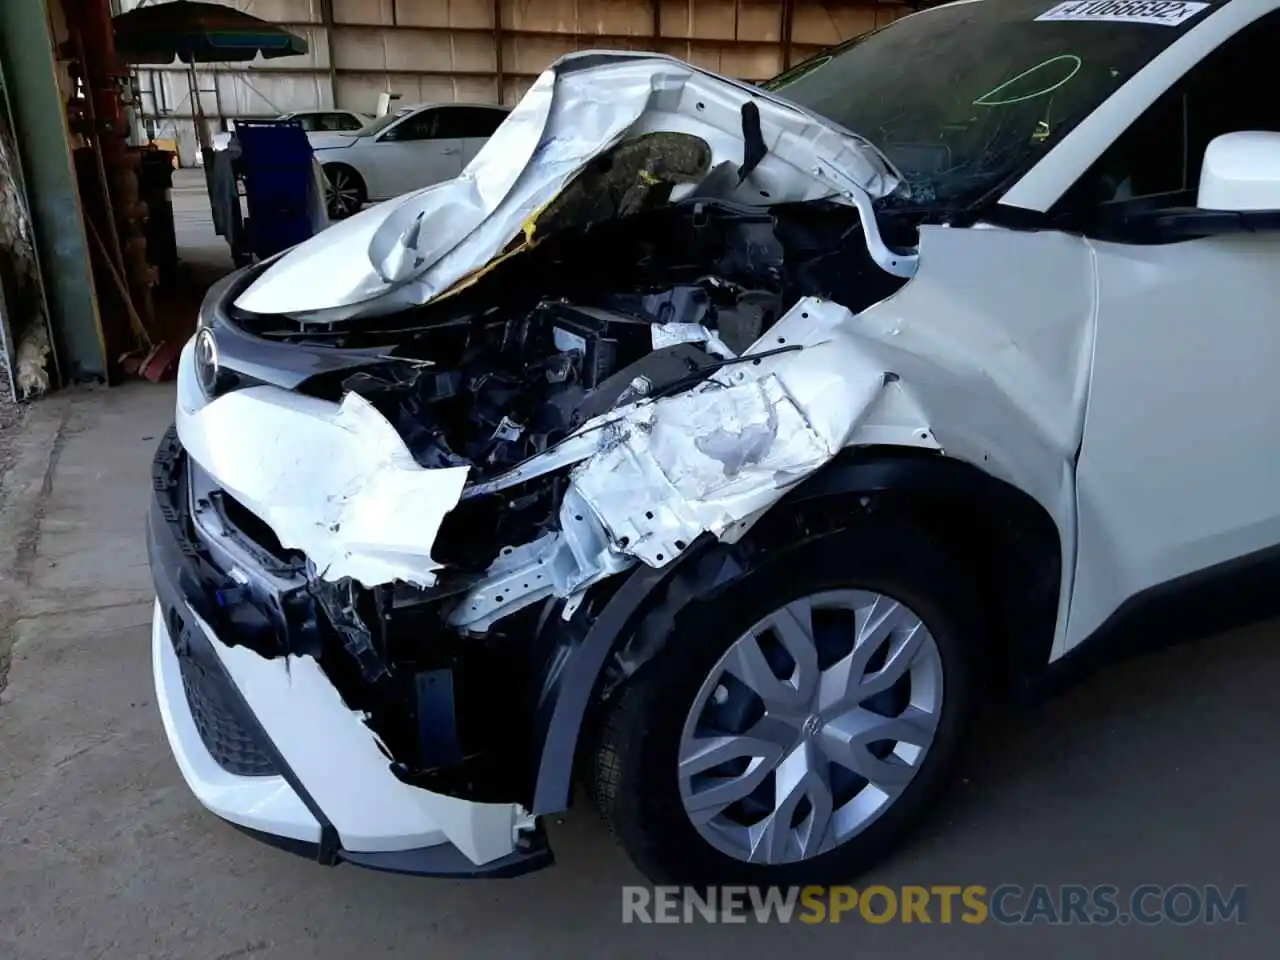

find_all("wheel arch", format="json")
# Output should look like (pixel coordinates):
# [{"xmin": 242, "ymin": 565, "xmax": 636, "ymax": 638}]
[
  {"xmin": 321, "ymin": 160, "xmax": 367, "ymax": 213},
  {"xmin": 525, "ymin": 446, "xmax": 1063, "ymax": 816},
  {"xmin": 319, "ymin": 157, "xmax": 360, "ymax": 176}
]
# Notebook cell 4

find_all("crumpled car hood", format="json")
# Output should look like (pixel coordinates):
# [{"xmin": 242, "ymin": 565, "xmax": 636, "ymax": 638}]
[{"xmin": 235, "ymin": 51, "xmax": 902, "ymax": 323}]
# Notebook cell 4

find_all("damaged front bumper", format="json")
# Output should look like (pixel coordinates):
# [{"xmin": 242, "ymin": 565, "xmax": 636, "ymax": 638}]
[
  {"xmin": 155, "ymin": 261, "xmax": 930, "ymax": 877},
  {"xmin": 147, "ymin": 429, "xmax": 552, "ymax": 877}
]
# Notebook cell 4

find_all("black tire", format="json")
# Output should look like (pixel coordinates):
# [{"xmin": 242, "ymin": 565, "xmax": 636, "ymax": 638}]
[
  {"xmin": 590, "ymin": 516, "xmax": 981, "ymax": 887},
  {"xmin": 322, "ymin": 163, "xmax": 366, "ymax": 220}
]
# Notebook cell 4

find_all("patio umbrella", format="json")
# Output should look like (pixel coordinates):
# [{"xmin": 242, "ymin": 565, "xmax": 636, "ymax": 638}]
[
  {"xmin": 111, "ymin": 1, "xmax": 308, "ymax": 65},
  {"xmin": 111, "ymin": 1, "xmax": 308, "ymax": 153}
]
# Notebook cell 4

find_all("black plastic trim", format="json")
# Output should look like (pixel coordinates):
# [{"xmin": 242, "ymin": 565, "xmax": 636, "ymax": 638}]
[
  {"xmin": 226, "ymin": 822, "xmax": 554, "ymax": 879},
  {"xmin": 1072, "ymin": 205, "xmax": 1280, "ymax": 245},
  {"xmin": 339, "ymin": 826, "xmax": 553, "ymax": 879},
  {"xmin": 527, "ymin": 543, "xmax": 712, "ymax": 816},
  {"xmin": 782, "ymin": 450, "xmax": 1280, "ymax": 698},
  {"xmin": 778, "ymin": 448, "xmax": 1064, "ymax": 695},
  {"xmin": 1033, "ymin": 541, "xmax": 1280, "ymax": 699},
  {"xmin": 202, "ymin": 264, "xmax": 389, "ymax": 394}
]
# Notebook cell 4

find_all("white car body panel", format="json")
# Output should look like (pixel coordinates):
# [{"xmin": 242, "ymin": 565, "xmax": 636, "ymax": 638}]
[
  {"xmin": 201, "ymin": 611, "xmax": 526, "ymax": 859},
  {"xmin": 185, "ymin": 227, "xmax": 1098, "ymax": 654},
  {"xmin": 306, "ymin": 131, "xmax": 360, "ymax": 152},
  {"xmin": 851, "ymin": 224, "xmax": 1097, "ymax": 659},
  {"xmin": 153, "ymin": 601, "xmax": 529, "ymax": 860},
  {"xmin": 235, "ymin": 52, "xmax": 902, "ymax": 322},
  {"xmin": 1066, "ymin": 233, "xmax": 1280, "ymax": 649},
  {"xmin": 457, "ymin": 132, "xmax": 492, "ymax": 168},
  {"xmin": 152, "ymin": 602, "xmax": 322, "ymax": 844}
]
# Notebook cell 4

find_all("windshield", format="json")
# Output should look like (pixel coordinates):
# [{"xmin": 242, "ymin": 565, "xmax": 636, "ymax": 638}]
[
  {"xmin": 357, "ymin": 107, "xmax": 414, "ymax": 138},
  {"xmin": 762, "ymin": 0, "xmax": 1222, "ymax": 211}
]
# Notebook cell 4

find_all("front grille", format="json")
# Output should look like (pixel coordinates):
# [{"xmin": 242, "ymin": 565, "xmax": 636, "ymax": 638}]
[
  {"xmin": 218, "ymin": 488, "xmax": 293, "ymax": 564},
  {"xmin": 177, "ymin": 654, "xmax": 278, "ymax": 777}
]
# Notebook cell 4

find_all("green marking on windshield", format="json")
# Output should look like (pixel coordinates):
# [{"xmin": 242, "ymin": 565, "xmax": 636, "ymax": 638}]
[{"xmin": 973, "ymin": 53, "xmax": 1083, "ymax": 106}]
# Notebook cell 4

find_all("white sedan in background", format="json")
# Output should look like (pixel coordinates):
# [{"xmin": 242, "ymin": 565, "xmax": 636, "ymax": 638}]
[
  {"xmin": 311, "ymin": 102, "xmax": 511, "ymax": 219},
  {"xmin": 203, "ymin": 110, "xmax": 375, "ymax": 161}
]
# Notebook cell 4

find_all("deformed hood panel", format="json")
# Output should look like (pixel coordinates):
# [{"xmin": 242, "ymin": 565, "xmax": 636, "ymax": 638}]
[{"xmin": 234, "ymin": 51, "xmax": 901, "ymax": 323}]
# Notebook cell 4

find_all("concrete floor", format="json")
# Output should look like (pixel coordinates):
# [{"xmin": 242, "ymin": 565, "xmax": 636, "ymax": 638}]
[{"xmin": 0, "ymin": 382, "xmax": 1277, "ymax": 959}]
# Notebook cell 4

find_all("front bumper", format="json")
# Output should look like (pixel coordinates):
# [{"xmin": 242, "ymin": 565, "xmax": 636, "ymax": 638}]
[{"xmin": 147, "ymin": 429, "xmax": 552, "ymax": 878}]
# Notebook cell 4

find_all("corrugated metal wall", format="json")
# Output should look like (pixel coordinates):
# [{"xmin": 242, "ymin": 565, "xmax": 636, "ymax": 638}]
[{"xmin": 125, "ymin": 0, "xmax": 914, "ymax": 164}]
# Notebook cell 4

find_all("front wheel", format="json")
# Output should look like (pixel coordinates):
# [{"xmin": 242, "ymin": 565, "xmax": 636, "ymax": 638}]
[
  {"xmin": 590, "ymin": 517, "xmax": 981, "ymax": 887},
  {"xmin": 322, "ymin": 163, "xmax": 366, "ymax": 220}
]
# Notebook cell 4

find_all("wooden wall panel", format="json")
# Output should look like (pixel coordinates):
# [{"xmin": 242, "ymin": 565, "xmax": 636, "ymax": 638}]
[
  {"xmin": 396, "ymin": 0, "xmax": 496, "ymax": 28},
  {"xmin": 501, "ymin": 0, "xmax": 655, "ymax": 35}
]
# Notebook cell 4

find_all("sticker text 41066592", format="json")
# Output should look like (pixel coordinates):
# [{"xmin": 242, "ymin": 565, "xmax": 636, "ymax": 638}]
[{"xmin": 1035, "ymin": 0, "xmax": 1210, "ymax": 26}]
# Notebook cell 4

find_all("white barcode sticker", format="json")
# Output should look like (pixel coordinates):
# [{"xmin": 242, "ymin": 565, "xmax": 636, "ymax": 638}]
[{"xmin": 1036, "ymin": 0, "xmax": 1209, "ymax": 25}]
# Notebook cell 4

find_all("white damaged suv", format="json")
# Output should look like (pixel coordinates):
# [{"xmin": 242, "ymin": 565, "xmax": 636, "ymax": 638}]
[{"xmin": 150, "ymin": 0, "xmax": 1280, "ymax": 885}]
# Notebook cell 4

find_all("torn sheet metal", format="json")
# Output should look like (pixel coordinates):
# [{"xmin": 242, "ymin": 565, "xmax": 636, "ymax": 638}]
[
  {"xmin": 443, "ymin": 297, "xmax": 898, "ymax": 625},
  {"xmin": 177, "ymin": 294, "xmax": 916, "ymax": 616},
  {"xmin": 175, "ymin": 343, "xmax": 468, "ymax": 587},
  {"xmin": 234, "ymin": 51, "xmax": 902, "ymax": 323},
  {"xmin": 651, "ymin": 321, "xmax": 735, "ymax": 358},
  {"xmin": 570, "ymin": 375, "xmax": 831, "ymax": 566},
  {"xmin": 569, "ymin": 297, "xmax": 889, "ymax": 567},
  {"xmin": 447, "ymin": 487, "xmax": 632, "ymax": 633}
]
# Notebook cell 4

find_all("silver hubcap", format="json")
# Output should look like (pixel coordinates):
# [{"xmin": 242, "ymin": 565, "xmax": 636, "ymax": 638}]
[
  {"xmin": 677, "ymin": 590, "xmax": 944, "ymax": 865},
  {"xmin": 325, "ymin": 170, "xmax": 359, "ymax": 217}
]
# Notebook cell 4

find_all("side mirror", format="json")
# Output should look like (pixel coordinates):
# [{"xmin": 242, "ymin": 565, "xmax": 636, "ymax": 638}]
[
  {"xmin": 1104, "ymin": 131, "xmax": 1280, "ymax": 241},
  {"xmin": 1197, "ymin": 131, "xmax": 1280, "ymax": 211}
]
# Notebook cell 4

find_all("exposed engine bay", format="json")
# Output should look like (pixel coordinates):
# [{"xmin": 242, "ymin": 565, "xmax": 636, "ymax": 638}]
[{"xmin": 209, "ymin": 191, "xmax": 914, "ymax": 801}]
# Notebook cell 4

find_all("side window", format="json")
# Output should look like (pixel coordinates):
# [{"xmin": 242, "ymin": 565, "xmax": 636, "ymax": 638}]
[
  {"xmin": 330, "ymin": 113, "xmax": 364, "ymax": 131},
  {"xmin": 383, "ymin": 110, "xmax": 438, "ymax": 141},
  {"xmin": 431, "ymin": 106, "xmax": 507, "ymax": 139},
  {"xmin": 291, "ymin": 113, "xmax": 319, "ymax": 132},
  {"xmin": 310, "ymin": 112, "xmax": 353, "ymax": 132},
  {"xmin": 1059, "ymin": 11, "xmax": 1280, "ymax": 216}
]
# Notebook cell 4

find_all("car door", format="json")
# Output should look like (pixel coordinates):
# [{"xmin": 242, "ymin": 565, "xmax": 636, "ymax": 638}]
[
  {"xmin": 435, "ymin": 105, "xmax": 509, "ymax": 168},
  {"xmin": 1056, "ymin": 10, "xmax": 1280, "ymax": 651},
  {"xmin": 368, "ymin": 108, "xmax": 465, "ymax": 199}
]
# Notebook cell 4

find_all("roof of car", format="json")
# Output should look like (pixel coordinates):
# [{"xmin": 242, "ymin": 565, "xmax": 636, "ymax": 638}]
[
  {"xmin": 281, "ymin": 109, "xmax": 368, "ymax": 117},
  {"xmin": 394, "ymin": 101, "xmax": 511, "ymax": 113}
]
